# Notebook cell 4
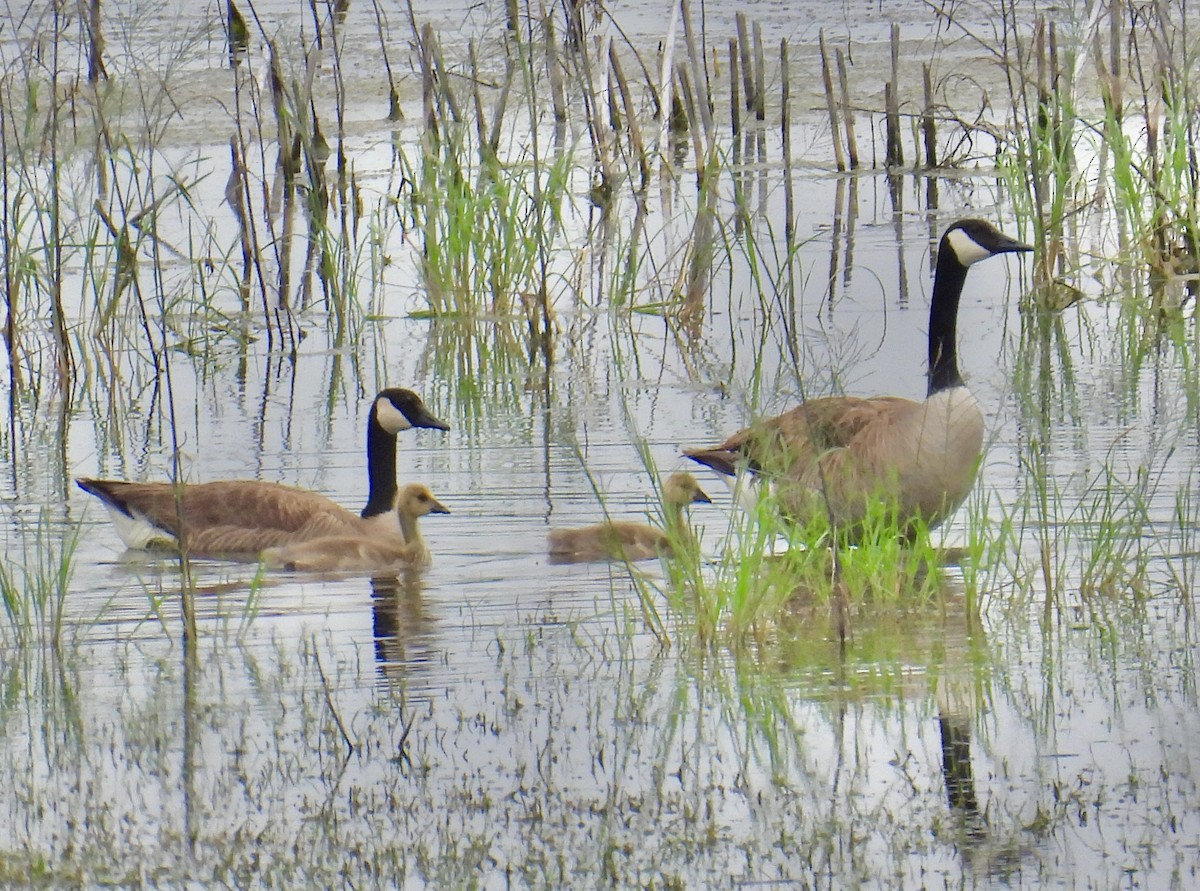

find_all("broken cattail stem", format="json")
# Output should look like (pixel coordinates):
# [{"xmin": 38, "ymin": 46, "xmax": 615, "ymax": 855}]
[
  {"xmin": 836, "ymin": 47, "xmax": 858, "ymax": 169},
  {"xmin": 886, "ymin": 23, "xmax": 903, "ymax": 167},
  {"xmin": 543, "ymin": 11, "xmax": 567, "ymax": 124},
  {"xmin": 682, "ymin": 0, "xmax": 713, "ymax": 142},
  {"xmin": 676, "ymin": 63, "xmax": 705, "ymax": 175},
  {"xmin": 752, "ymin": 20, "xmax": 766, "ymax": 120},
  {"xmin": 610, "ymin": 44, "xmax": 650, "ymax": 185},
  {"xmin": 736, "ymin": 13, "xmax": 755, "ymax": 114},
  {"xmin": 420, "ymin": 23, "xmax": 437, "ymax": 137},
  {"xmin": 468, "ymin": 41, "xmax": 489, "ymax": 161},
  {"xmin": 921, "ymin": 63, "xmax": 936, "ymax": 168},
  {"xmin": 729, "ymin": 38, "xmax": 741, "ymax": 136},
  {"xmin": 782, "ymin": 39, "xmax": 794, "ymax": 247},
  {"xmin": 818, "ymin": 30, "xmax": 846, "ymax": 172}
]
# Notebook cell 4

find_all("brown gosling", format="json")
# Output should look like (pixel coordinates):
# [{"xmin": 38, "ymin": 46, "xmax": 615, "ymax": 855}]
[
  {"xmin": 75, "ymin": 389, "xmax": 449, "ymax": 558},
  {"xmin": 261, "ymin": 483, "xmax": 450, "ymax": 572},
  {"xmin": 685, "ymin": 219, "xmax": 1033, "ymax": 541},
  {"xmin": 547, "ymin": 472, "xmax": 712, "ymax": 563}
]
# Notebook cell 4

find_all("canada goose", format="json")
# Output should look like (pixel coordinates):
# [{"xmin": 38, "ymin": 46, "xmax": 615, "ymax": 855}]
[
  {"xmin": 547, "ymin": 471, "xmax": 712, "ymax": 563},
  {"xmin": 261, "ymin": 483, "xmax": 450, "ymax": 572},
  {"xmin": 76, "ymin": 388, "xmax": 449, "ymax": 557},
  {"xmin": 685, "ymin": 219, "xmax": 1032, "ymax": 540}
]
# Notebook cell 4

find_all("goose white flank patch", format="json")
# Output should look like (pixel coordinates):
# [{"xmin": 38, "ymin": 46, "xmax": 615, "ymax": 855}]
[
  {"xmin": 76, "ymin": 388, "xmax": 449, "ymax": 557},
  {"xmin": 685, "ymin": 218, "xmax": 1032, "ymax": 541}
]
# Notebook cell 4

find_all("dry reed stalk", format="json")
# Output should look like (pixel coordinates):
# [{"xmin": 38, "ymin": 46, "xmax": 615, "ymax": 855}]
[
  {"xmin": 225, "ymin": 138, "xmax": 253, "ymax": 313},
  {"xmin": 836, "ymin": 47, "xmax": 859, "ymax": 169},
  {"xmin": 782, "ymin": 39, "xmax": 794, "ymax": 246},
  {"xmin": 681, "ymin": 0, "xmax": 713, "ymax": 144},
  {"xmin": 543, "ymin": 8, "xmax": 567, "ymax": 124},
  {"xmin": 367, "ymin": 0, "xmax": 403, "ymax": 121},
  {"xmin": 885, "ymin": 83, "xmax": 901, "ymax": 167},
  {"xmin": 658, "ymin": 0, "xmax": 681, "ymax": 171},
  {"xmin": 886, "ymin": 23, "xmax": 903, "ymax": 167},
  {"xmin": 609, "ymin": 44, "xmax": 650, "ymax": 185},
  {"xmin": 818, "ymin": 30, "xmax": 846, "ymax": 172},
  {"xmin": 607, "ymin": 66, "xmax": 622, "ymax": 131},
  {"xmin": 752, "ymin": 20, "xmax": 766, "ymax": 120},
  {"xmin": 1108, "ymin": 0, "xmax": 1123, "ymax": 120},
  {"xmin": 85, "ymin": 0, "xmax": 106, "ymax": 83},
  {"xmin": 420, "ymin": 23, "xmax": 436, "ymax": 134},
  {"xmin": 736, "ymin": 13, "xmax": 755, "ymax": 114},
  {"xmin": 921, "ymin": 63, "xmax": 937, "ymax": 168},
  {"xmin": 729, "ymin": 38, "xmax": 741, "ymax": 136},
  {"xmin": 676, "ymin": 64, "xmax": 705, "ymax": 174}
]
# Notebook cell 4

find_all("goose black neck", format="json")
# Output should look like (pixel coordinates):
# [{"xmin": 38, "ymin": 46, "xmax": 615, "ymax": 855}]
[
  {"xmin": 927, "ymin": 248, "xmax": 970, "ymax": 397},
  {"xmin": 361, "ymin": 414, "xmax": 399, "ymax": 518}
]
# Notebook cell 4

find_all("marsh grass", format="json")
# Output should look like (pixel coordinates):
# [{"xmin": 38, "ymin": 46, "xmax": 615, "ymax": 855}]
[
  {"xmin": 651, "ymin": 473, "xmax": 953, "ymax": 651},
  {"xmin": 0, "ymin": 510, "xmax": 81, "ymax": 648}
]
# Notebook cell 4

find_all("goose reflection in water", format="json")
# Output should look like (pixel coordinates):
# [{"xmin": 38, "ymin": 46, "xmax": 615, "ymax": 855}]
[{"xmin": 370, "ymin": 570, "xmax": 438, "ymax": 685}]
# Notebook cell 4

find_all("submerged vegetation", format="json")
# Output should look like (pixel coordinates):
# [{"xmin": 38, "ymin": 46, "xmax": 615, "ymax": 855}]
[{"xmin": 0, "ymin": 0, "xmax": 1198, "ymax": 885}]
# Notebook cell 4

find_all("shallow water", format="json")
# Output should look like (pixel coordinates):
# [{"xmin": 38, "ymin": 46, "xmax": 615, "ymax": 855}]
[{"xmin": 2, "ymin": 1, "xmax": 1200, "ymax": 888}]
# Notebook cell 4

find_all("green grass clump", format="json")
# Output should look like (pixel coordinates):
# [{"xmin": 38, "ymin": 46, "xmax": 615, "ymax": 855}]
[
  {"xmin": 0, "ymin": 511, "xmax": 81, "ymax": 649},
  {"xmin": 658, "ymin": 483, "xmax": 953, "ymax": 650}
]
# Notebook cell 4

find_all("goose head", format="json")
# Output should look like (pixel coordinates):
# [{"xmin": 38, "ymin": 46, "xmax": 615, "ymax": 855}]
[
  {"xmin": 372, "ymin": 388, "xmax": 451, "ymax": 435},
  {"xmin": 363, "ymin": 389, "xmax": 449, "ymax": 520},
  {"xmin": 941, "ymin": 219, "xmax": 1033, "ymax": 269},
  {"xmin": 927, "ymin": 219, "xmax": 1033, "ymax": 396}
]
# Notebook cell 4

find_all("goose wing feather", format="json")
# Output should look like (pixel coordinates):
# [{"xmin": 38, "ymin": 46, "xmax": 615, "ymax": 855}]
[
  {"xmin": 77, "ymin": 478, "xmax": 366, "ymax": 554},
  {"xmin": 687, "ymin": 395, "xmax": 917, "ymax": 477}
]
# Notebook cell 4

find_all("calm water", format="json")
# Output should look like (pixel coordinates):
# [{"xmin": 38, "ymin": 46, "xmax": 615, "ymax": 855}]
[{"xmin": 1, "ymin": 1, "xmax": 1198, "ymax": 888}]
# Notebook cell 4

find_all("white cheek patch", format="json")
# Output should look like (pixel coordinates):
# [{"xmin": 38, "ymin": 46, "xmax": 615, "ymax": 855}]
[
  {"xmin": 945, "ymin": 228, "xmax": 992, "ymax": 267},
  {"xmin": 375, "ymin": 396, "xmax": 413, "ymax": 433}
]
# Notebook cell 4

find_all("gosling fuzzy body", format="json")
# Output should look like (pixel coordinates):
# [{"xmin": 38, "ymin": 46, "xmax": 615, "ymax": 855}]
[
  {"xmin": 548, "ymin": 472, "xmax": 711, "ymax": 563},
  {"xmin": 261, "ymin": 484, "xmax": 450, "ymax": 572}
]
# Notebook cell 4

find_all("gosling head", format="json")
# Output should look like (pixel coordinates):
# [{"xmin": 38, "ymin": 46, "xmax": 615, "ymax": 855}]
[
  {"xmin": 396, "ymin": 483, "xmax": 451, "ymax": 519},
  {"xmin": 662, "ymin": 472, "xmax": 712, "ymax": 508}
]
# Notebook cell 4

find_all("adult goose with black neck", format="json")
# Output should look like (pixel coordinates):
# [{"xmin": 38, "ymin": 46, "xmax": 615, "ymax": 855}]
[
  {"xmin": 684, "ymin": 219, "xmax": 1032, "ymax": 541},
  {"xmin": 76, "ymin": 388, "xmax": 449, "ymax": 557}
]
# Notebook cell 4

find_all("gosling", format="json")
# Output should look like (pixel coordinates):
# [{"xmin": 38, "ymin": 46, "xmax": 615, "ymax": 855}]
[
  {"xmin": 261, "ymin": 483, "xmax": 449, "ymax": 572},
  {"xmin": 547, "ymin": 472, "xmax": 711, "ymax": 563}
]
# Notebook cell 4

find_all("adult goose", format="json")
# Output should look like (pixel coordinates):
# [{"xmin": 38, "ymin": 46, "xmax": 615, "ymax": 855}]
[
  {"xmin": 76, "ymin": 388, "xmax": 449, "ymax": 557},
  {"xmin": 261, "ymin": 483, "xmax": 450, "ymax": 572},
  {"xmin": 684, "ymin": 219, "xmax": 1032, "ymax": 541},
  {"xmin": 547, "ymin": 471, "xmax": 712, "ymax": 563}
]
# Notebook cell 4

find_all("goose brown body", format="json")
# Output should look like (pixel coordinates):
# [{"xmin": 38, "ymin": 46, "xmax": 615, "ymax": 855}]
[
  {"xmin": 547, "ymin": 472, "xmax": 711, "ymax": 563},
  {"xmin": 76, "ymin": 388, "xmax": 449, "ymax": 557},
  {"xmin": 261, "ymin": 484, "xmax": 449, "ymax": 572},
  {"xmin": 685, "ymin": 219, "xmax": 1032, "ymax": 540}
]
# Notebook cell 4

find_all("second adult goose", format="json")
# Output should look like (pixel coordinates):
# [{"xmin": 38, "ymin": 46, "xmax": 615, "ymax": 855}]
[
  {"xmin": 76, "ymin": 388, "xmax": 449, "ymax": 557},
  {"xmin": 261, "ymin": 483, "xmax": 450, "ymax": 572},
  {"xmin": 684, "ymin": 219, "xmax": 1032, "ymax": 540},
  {"xmin": 547, "ymin": 472, "xmax": 712, "ymax": 563}
]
